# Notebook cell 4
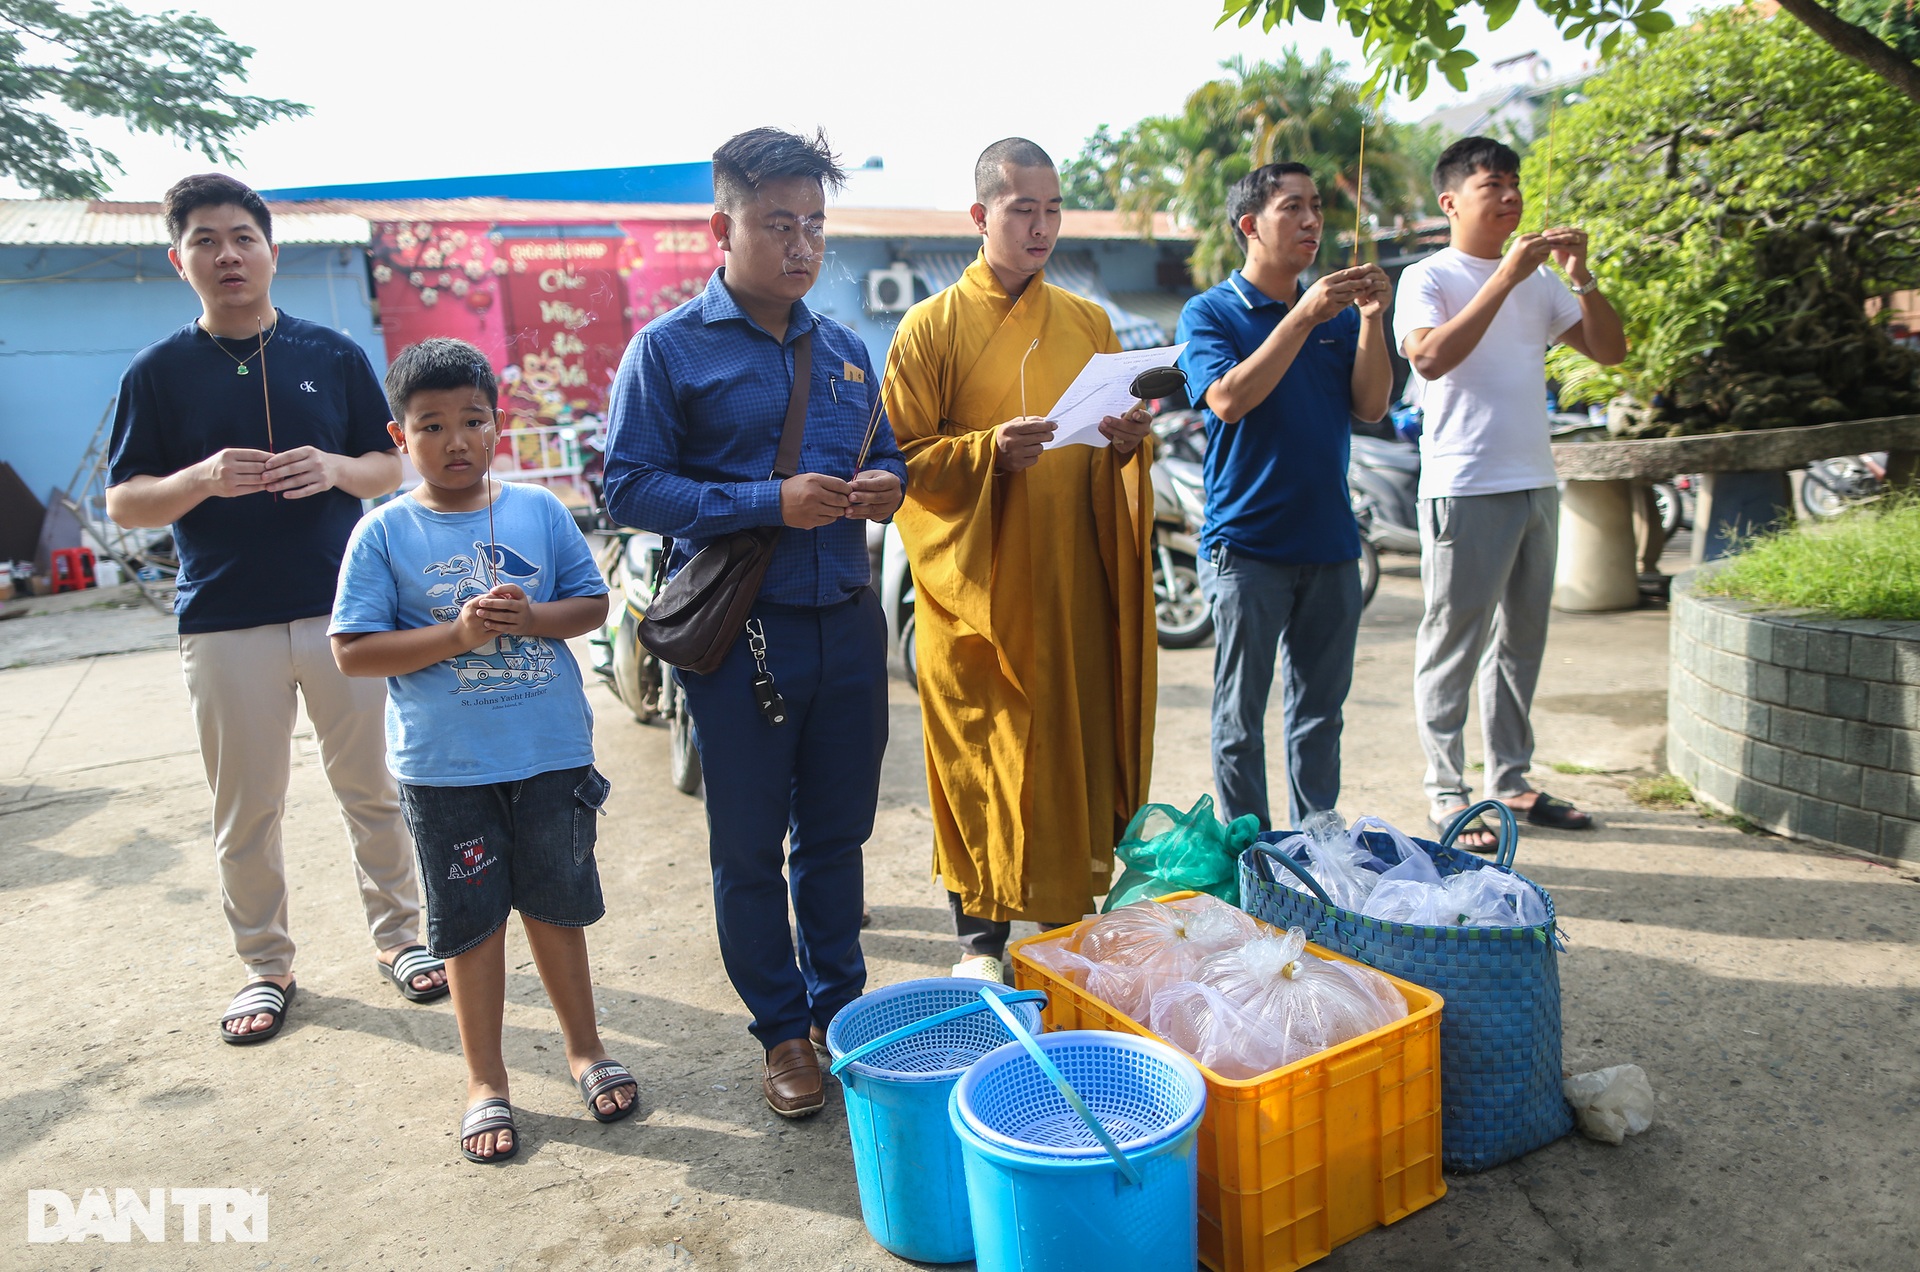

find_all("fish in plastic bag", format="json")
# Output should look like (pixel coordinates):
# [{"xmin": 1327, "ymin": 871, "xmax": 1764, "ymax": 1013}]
[
  {"xmin": 1360, "ymin": 866, "xmax": 1549, "ymax": 927},
  {"xmin": 1148, "ymin": 980, "xmax": 1293, "ymax": 1079},
  {"xmin": 1266, "ymin": 811, "xmax": 1381, "ymax": 910},
  {"xmin": 1190, "ymin": 928, "xmax": 1407, "ymax": 1065},
  {"xmin": 1031, "ymin": 896, "xmax": 1264, "ymax": 1022}
]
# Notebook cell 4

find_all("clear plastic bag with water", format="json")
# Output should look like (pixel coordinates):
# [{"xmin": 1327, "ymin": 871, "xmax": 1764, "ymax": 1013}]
[
  {"xmin": 1265, "ymin": 811, "xmax": 1381, "ymax": 911},
  {"xmin": 1188, "ymin": 928, "xmax": 1407, "ymax": 1065}
]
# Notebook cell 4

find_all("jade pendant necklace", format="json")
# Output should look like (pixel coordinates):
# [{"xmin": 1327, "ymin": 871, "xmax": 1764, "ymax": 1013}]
[{"xmin": 202, "ymin": 318, "xmax": 276, "ymax": 375}]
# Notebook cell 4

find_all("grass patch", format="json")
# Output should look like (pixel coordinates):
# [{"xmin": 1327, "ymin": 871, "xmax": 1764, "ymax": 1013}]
[
  {"xmin": 1629, "ymin": 772, "xmax": 1694, "ymax": 808},
  {"xmin": 1695, "ymin": 494, "xmax": 1920, "ymax": 620},
  {"xmin": 1549, "ymin": 761, "xmax": 1608, "ymax": 775}
]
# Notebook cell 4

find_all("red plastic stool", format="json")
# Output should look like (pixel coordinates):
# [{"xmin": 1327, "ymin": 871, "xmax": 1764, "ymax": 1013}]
[{"xmin": 50, "ymin": 546, "xmax": 96, "ymax": 593}]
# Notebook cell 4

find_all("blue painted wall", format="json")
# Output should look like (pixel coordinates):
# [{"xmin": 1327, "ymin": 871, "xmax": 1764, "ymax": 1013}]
[{"xmin": 0, "ymin": 243, "xmax": 380, "ymax": 507}]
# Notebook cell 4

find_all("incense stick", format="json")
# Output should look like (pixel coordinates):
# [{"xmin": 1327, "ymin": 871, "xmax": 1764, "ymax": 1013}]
[
  {"xmin": 256, "ymin": 317, "xmax": 278, "ymax": 502},
  {"xmin": 1540, "ymin": 97, "xmax": 1559, "ymax": 234},
  {"xmin": 1352, "ymin": 124, "xmax": 1368, "ymax": 268},
  {"xmin": 1018, "ymin": 338, "xmax": 1039, "ymax": 420},
  {"xmin": 482, "ymin": 409, "xmax": 499, "ymax": 591}
]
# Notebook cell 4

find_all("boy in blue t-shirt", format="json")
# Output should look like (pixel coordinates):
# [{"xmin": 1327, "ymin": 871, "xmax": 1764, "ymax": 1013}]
[{"xmin": 330, "ymin": 338, "xmax": 630, "ymax": 1164}]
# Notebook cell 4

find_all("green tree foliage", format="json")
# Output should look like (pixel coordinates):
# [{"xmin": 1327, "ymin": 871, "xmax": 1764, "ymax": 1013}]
[
  {"xmin": 1219, "ymin": 0, "xmax": 1920, "ymax": 106},
  {"xmin": 1, "ymin": 1, "xmax": 306, "ymax": 199},
  {"xmin": 1541, "ymin": 6, "xmax": 1920, "ymax": 434},
  {"xmin": 1064, "ymin": 51, "xmax": 1433, "ymax": 286}
]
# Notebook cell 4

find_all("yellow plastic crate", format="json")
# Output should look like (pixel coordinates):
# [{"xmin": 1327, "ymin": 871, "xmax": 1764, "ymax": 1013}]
[{"xmin": 1009, "ymin": 893, "xmax": 1445, "ymax": 1272}]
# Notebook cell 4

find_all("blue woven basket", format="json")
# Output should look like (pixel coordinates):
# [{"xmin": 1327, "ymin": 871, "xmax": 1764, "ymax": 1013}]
[{"xmin": 1236, "ymin": 801, "xmax": 1573, "ymax": 1173}]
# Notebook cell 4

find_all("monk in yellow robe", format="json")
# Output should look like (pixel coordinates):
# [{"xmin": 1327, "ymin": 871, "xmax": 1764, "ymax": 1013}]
[{"xmin": 883, "ymin": 138, "xmax": 1157, "ymax": 979}]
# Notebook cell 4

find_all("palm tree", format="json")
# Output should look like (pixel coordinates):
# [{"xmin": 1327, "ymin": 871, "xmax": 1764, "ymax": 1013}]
[{"xmin": 1069, "ymin": 52, "xmax": 1432, "ymax": 286}]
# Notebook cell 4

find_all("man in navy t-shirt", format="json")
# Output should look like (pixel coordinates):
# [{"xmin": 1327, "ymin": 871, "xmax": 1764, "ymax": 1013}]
[
  {"xmin": 1175, "ymin": 163, "xmax": 1394, "ymax": 830},
  {"xmin": 106, "ymin": 173, "xmax": 444, "ymax": 1046}
]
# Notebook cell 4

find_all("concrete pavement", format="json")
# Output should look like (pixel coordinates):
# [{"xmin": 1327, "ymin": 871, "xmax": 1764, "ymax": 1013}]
[{"xmin": 1, "ymin": 557, "xmax": 1915, "ymax": 1270}]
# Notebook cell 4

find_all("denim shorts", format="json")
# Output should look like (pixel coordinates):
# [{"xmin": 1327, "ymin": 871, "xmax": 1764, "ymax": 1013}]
[{"xmin": 399, "ymin": 765, "xmax": 611, "ymax": 958}]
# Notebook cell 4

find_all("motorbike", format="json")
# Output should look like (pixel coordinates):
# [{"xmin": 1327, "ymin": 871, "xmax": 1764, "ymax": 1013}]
[
  {"xmin": 577, "ymin": 431, "xmax": 703, "ymax": 796},
  {"xmin": 1801, "ymin": 452, "xmax": 1887, "ymax": 519},
  {"xmin": 1148, "ymin": 411, "xmax": 1215, "ymax": 648},
  {"xmin": 1348, "ymin": 429, "xmax": 1418, "ymax": 605}
]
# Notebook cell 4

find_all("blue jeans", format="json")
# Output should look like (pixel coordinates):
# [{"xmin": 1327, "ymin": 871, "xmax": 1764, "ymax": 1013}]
[
  {"xmin": 678, "ymin": 590, "xmax": 886, "ymax": 1049},
  {"xmin": 1198, "ymin": 546, "xmax": 1362, "ymax": 831}
]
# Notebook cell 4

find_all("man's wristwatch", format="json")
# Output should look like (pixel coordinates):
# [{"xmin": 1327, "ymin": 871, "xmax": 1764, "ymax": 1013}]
[{"xmin": 1570, "ymin": 276, "xmax": 1601, "ymax": 296}]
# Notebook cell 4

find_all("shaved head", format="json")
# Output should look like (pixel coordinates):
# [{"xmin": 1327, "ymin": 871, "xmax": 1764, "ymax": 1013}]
[{"xmin": 974, "ymin": 137, "xmax": 1055, "ymax": 204}]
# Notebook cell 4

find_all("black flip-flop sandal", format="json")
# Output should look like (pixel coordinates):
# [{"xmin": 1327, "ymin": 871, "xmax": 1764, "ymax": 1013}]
[
  {"xmin": 460, "ymin": 1098, "xmax": 519, "ymax": 1164},
  {"xmin": 1525, "ymin": 792, "xmax": 1595, "ymax": 830},
  {"xmin": 378, "ymin": 945, "xmax": 449, "ymax": 1003},
  {"xmin": 219, "ymin": 979, "xmax": 296, "ymax": 1046},
  {"xmin": 1430, "ymin": 805, "xmax": 1499, "ymax": 854},
  {"xmin": 577, "ymin": 1059, "xmax": 639, "ymax": 1124}
]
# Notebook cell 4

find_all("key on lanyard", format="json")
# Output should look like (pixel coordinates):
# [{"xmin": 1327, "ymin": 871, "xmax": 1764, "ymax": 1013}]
[{"xmin": 746, "ymin": 619, "xmax": 787, "ymax": 726}]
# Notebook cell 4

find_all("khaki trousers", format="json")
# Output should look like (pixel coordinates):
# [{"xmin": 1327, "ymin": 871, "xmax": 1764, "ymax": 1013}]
[{"xmin": 179, "ymin": 615, "xmax": 420, "ymax": 977}]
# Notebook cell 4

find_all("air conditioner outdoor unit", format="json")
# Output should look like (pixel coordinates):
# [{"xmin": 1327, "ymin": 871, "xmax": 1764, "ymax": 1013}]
[{"xmin": 865, "ymin": 263, "xmax": 915, "ymax": 314}]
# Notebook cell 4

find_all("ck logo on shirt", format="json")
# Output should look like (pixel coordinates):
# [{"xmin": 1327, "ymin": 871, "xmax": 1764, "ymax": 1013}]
[{"xmin": 298, "ymin": 380, "xmax": 317, "ymax": 393}]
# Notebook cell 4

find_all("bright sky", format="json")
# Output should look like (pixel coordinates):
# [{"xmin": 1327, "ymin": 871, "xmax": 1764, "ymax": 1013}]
[{"xmin": 17, "ymin": 0, "xmax": 1608, "ymax": 208}]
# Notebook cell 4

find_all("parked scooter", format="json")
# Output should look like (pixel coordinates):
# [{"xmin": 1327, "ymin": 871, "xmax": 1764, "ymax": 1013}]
[
  {"xmin": 1802, "ymin": 452, "xmax": 1887, "ymax": 518},
  {"xmin": 1149, "ymin": 411, "xmax": 1214, "ymax": 648},
  {"xmin": 578, "ymin": 431, "xmax": 702, "ymax": 796},
  {"xmin": 1348, "ymin": 430, "xmax": 1417, "ymax": 605}
]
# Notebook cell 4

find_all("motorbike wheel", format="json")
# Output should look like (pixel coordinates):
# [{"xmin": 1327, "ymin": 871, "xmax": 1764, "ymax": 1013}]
[
  {"xmin": 668, "ymin": 689, "xmax": 702, "ymax": 797},
  {"xmin": 1154, "ymin": 549, "xmax": 1213, "ymax": 649},
  {"xmin": 900, "ymin": 608, "xmax": 918, "ymax": 692},
  {"xmin": 611, "ymin": 608, "xmax": 662, "ymax": 724},
  {"xmin": 1652, "ymin": 482, "xmax": 1684, "ymax": 536},
  {"xmin": 1801, "ymin": 459, "xmax": 1874, "ymax": 519},
  {"xmin": 1359, "ymin": 539, "xmax": 1380, "ymax": 610}
]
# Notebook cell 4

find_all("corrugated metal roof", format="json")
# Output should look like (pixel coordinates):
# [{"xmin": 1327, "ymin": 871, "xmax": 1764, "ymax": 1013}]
[
  {"xmin": 0, "ymin": 200, "xmax": 369, "ymax": 246},
  {"xmin": 290, "ymin": 197, "xmax": 1189, "ymax": 241},
  {"xmin": 0, "ymin": 197, "xmax": 1191, "ymax": 247}
]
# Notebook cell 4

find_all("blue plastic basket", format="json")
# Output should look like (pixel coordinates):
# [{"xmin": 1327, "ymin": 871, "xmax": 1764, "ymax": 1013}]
[
  {"xmin": 951, "ymin": 1010, "xmax": 1207, "ymax": 1272},
  {"xmin": 1237, "ymin": 801, "xmax": 1574, "ymax": 1173},
  {"xmin": 825, "ymin": 979, "xmax": 1046, "ymax": 1264}
]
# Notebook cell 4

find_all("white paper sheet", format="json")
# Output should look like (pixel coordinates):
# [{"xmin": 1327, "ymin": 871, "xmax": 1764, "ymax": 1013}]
[{"xmin": 1038, "ymin": 342, "xmax": 1189, "ymax": 449}]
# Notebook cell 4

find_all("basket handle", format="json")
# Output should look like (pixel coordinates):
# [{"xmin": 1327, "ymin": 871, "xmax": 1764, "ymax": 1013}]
[
  {"xmin": 977, "ymin": 988, "xmax": 1141, "ymax": 1188},
  {"xmin": 827, "ymin": 989, "xmax": 1047, "ymax": 1076},
  {"xmin": 1248, "ymin": 843, "xmax": 1335, "ymax": 906},
  {"xmin": 1437, "ymin": 799, "xmax": 1520, "ymax": 869}
]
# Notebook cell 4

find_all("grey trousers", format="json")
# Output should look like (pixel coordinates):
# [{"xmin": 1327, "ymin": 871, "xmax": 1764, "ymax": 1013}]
[{"xmin": 1413, "ymin": 487, "xmax": 1559, "ymax": 808}]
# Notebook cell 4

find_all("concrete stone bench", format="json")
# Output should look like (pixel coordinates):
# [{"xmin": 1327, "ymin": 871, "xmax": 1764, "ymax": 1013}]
[
  {"xmin": 1668, "ymin": 571, "xmax": 1920, "ymax": 861},
  {"xmin": 1550, "ymin": 414, "xmax": 1920, "ymax": 612}
]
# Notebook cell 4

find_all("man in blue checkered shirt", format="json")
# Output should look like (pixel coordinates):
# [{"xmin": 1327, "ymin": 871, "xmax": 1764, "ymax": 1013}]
[{"xmin": 603, "ymin": 127, "xmax": 905, "ymax": 1119}]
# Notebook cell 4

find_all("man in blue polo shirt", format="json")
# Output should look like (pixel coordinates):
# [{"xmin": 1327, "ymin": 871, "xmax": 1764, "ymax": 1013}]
[
  {"xmin": 1176, "ymin": 162, "xmax": 1393, "ymax": 830},
  {"xmin": 603, "ymin": 127, "xmax": 905, "ymax": 1119}
]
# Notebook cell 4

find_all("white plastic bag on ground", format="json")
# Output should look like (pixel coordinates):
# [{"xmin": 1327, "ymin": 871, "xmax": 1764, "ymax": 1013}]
[
  {"xmin": 1563, "ymin": 1064, "xmax": 1656, "ymax": 1144},
  {"xmin": 1190, "ymin": 929, "xmax": 1407, "ymax": 1065}
]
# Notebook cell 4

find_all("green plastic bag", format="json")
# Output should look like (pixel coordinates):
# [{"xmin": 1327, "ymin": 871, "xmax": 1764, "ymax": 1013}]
[{"xmin": 1102, "ymin": 795, "xmax": 1262, "ymax": 912}]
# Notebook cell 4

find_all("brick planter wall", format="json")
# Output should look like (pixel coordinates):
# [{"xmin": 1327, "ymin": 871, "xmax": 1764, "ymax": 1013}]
[{"xmin": 1668, "ymin": 573, "xmax": 1920, "ymax": 862}]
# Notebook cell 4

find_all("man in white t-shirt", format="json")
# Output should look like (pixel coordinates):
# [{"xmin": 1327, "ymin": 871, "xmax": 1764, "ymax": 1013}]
[{"xmin": 1392, "ymin": 136, "xmax": 1627, "ymax": 849}]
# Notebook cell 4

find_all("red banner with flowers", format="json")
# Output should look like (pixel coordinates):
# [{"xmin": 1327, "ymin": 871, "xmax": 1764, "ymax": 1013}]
[{"xmin": 370, "ymin": 218, "xmax": 720, "ymax": 503}]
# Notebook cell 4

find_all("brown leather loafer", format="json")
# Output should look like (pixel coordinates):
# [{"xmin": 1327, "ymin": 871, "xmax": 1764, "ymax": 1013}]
[
  {"xmin": 809, "ymin": 1024, "xmax": 827, "ymax": 1051},
  {"xmin": 764, "ymin": 1037, "xmax": 826, "ymax": 1118}
]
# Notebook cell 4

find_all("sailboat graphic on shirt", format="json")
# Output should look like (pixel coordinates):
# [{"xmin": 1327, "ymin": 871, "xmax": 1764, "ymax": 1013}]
[{"xmin": 422, "ymin": 540, "xmax": 557, "ymax": 695}]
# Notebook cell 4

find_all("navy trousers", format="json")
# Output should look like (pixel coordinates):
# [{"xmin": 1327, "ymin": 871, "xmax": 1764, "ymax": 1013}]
[
  {"xmin": 678, "ymin": 589, "xmax": 887, "ymax": 1049},
  {"xmin": 1198, "ymin": 546, "xmax": 1362, "ymax": 831}
]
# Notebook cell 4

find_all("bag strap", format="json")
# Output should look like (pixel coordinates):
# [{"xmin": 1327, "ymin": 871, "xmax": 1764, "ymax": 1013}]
[
  {"xmin": 1438, "ymin": 799, "xmax": 1520, "ymax": 869},
  {"xmin": 770, "ymin": 329, "xmax": 813, "ymax": 480}
]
